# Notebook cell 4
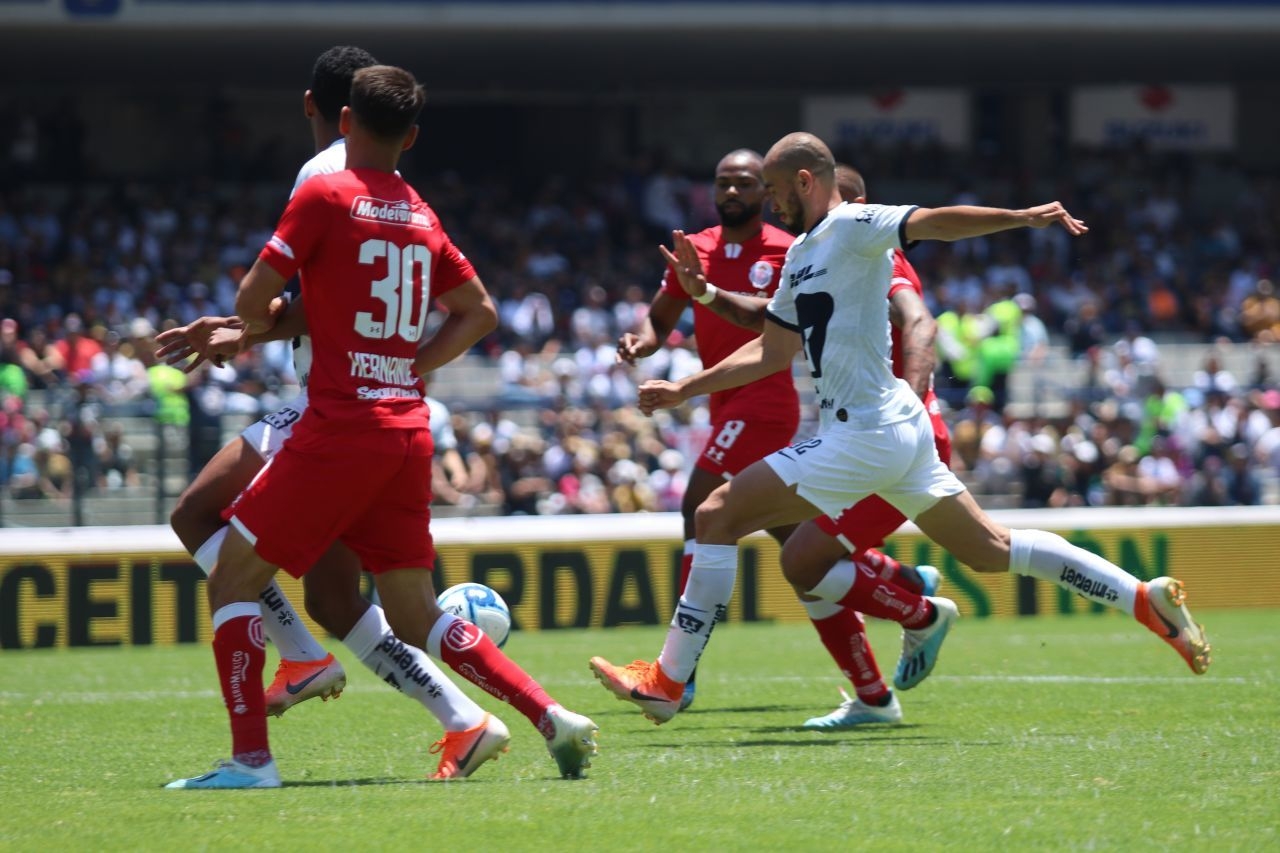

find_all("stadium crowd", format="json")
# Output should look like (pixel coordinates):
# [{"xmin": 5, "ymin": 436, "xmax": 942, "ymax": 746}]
[{"xmin": 0, "ymin": 140, "xmax": 1278, "ymax": 515}]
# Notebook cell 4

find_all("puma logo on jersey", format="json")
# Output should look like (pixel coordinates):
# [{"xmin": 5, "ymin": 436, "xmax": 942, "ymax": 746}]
[{"xmin": 789, "ymin": 265, "xmax": 827, "ymax": 287}]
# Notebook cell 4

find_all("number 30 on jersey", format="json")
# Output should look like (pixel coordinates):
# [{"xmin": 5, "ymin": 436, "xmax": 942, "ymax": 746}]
[{"xmin": 355, "ymin": 238, "xmax": 432, "ymax": 342}]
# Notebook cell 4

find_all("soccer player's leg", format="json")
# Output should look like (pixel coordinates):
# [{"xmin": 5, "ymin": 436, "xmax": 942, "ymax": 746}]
[
  {"xmin": 778, "ymin": 420, "xmax": 959, "ymax": 692},
  {"xmin": 172, "ymin": 408, "xmax": 337, "ymax": 695},
  {"xmin": 590, "ymin": 456, "xmax": 817, "ymax": 724},
  {"xmin": 304, "ymin": 541, "xmax": 502, "ymax": 779},
  {"xmin": 362, "ymin": 439, "xmax": 591, "ymax": 779},
  {"xmin": 913, "ymin": 488, "xmax": 1210, "ymax": 675},
  {"xmin": 167, "ymin": 527, "xmax": 283, "ymax": 789},
  {"xmin": 675, "ymin": 415, "xmax": 798, "ymax": 712},
  {"xmin": 782, "ymin": 520, "xmax": 901, "ymax": 728}
]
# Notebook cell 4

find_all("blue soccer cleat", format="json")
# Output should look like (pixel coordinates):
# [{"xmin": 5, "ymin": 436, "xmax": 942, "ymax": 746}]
[
  {"xmin": 803, "ymin": 688, "xmax": 902, "ymax": 730},
  {"xmin": 916, "ymin": 565, "xmax": 941, "ymax": 597},
  {"xmin": 894, "ymin": 596, "xmax": 958, "ymax": 690},
  {"xmin": 165, "ymin": 758, "xmax": 281, "ymax": 789}
]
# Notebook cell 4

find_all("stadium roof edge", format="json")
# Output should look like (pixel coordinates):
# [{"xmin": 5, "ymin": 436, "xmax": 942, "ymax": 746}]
[{"xmin": 5, "ymin": 2, "xmax": 1280, "ymax": 33}]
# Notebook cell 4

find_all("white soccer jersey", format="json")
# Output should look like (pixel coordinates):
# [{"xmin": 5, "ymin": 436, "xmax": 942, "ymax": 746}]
[
  {"xmin": 766, "ymin": 202, "xmax": 923, "ymax": 430},
  {"xmin": 285, "ymin": 139, "xmax": 348, "ymax": 387}
]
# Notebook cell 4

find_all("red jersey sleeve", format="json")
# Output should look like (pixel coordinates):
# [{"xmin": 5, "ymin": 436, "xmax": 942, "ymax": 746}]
[
  {"xmin": 657, "ymin": 264, "xmax": 692, "ymax": 302},
  {"xmin": 430, "ymin": 234, "xmax": 478, "ymax": 301},
  {"xmin": 259, "ymin": 178, "xmax": 331, "ymax": 280},
  {"xmin": 888, "ymin": 249, "xmax": 923, "ymax": 300}
]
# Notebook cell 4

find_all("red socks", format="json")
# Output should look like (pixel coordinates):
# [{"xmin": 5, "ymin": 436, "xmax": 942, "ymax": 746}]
[
  {"xmin": 436, "ymin": 616, "xmax": 557, "ymax": 737},
  {"xmin": 808, "ymin": 608, "xmax": 890, "ymax": 705},
  {"xmin": 211, "ymin": 605, "xmax": 270, "ymax": 766}
]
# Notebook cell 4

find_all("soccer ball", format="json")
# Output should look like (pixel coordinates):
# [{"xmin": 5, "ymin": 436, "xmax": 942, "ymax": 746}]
[{"xmin": 436, "ymin": 582, "xmax": 512, "ymax": 648}]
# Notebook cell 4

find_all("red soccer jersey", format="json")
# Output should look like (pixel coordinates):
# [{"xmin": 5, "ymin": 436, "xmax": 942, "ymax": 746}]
[
  {"xmin": 660, "ymin": 223, "xmax": 797, "ymax": 423},
  {"xmin": 259, "ymin": 169, "xmax": 475, "ymax": 430}
]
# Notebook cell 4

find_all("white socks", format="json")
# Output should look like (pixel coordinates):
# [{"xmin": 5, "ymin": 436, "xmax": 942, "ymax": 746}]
[
  {"xmin": 1009, "ymin": 529, "xmax": 1138, "ymax": 615},
  {"xmin": 344, "ymin": 605, "xmax": 484, "ymax": 731},
  {"xmin": 657, "ymin": 543, "xmax": 737, "ymax": 683},
  {"xmin": 802, "ymin": 596, "xmax": 844, "ymax": 621},
  {"xmin": 807, "ymin": 558, "xmax": 858, "ymax": 604},
  {"xmin": 193, "ymin": 526, "xmax": 330, "ymax": 663}
]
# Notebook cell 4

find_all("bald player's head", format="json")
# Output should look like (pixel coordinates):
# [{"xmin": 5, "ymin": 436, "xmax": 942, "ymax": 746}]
[
  {"xmin": 763, "ymin": 132, "xmax": 835, "ymax": 183},
  {"xmin": 716, "ymin": 148, "xmax": 763, "ymax": 174},
  {"xmin": 762, "ymin": 132, "xmax": 838, "ymax": 235},
  {"xmin": 713, "ymin": 148, "xmax": 766, "ymax": 228}
]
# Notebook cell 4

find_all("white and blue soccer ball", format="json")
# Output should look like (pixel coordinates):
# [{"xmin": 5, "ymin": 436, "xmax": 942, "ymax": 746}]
[{"xmin": 436, "ymin": 582, "xmax": 512, "ymax": 648}]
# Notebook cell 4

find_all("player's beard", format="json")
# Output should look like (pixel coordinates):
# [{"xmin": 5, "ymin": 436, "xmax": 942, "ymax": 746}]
[
  {"xmin": 716, "ymin": 198, "xmax": 762, "ymax": 228},
  {"xmin": 777, "ymin": 192, "xmax": 806, "ymax": 235}
]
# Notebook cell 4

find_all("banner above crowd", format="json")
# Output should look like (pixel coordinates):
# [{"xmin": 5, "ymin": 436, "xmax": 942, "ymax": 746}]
[{"xmin": 1070, "ymin": 85, "xmax": 1236, "ymax": 150}]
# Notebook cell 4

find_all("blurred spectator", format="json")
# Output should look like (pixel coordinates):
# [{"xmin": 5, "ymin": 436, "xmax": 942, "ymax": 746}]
[
  {"xmin": 89, "ymin": 330, "xmax": 149, "ymax": 406},
  {"xmin": 96, "ymin": 420, "xmax": 139, "ymax": 490},
  {"xmin": 1240, "ymin": 279, "xmax": 1280, "ymax": 343},
  {"xmin": 52, "ymin": 314, "xmax": 102, "ymax": 379}
]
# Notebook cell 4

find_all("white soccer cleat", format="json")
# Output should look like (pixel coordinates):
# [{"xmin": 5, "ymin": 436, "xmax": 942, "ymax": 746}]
[
  {"xmin": 803, "ymin": 689, "xmax": 903, "ymax": 730},
  {"xmin": 1136, "ymin": 577, "xmax": 1211, "ymax": 674},
  {"xmin": 545, "ymin": 706, "xmax": 599, "ymax": 779},
  {"xmin": 894, "ymin": 596, "xmax": 958, "ymax": 690},
  {"xmin": 165, "ymin": 758, "xmax": 281, "ymax": 789}
]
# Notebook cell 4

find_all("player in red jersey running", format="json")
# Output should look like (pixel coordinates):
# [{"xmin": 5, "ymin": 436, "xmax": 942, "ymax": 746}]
[
  {"xmin": 166, "ymin": 66, "xmax": 597, "ymax": 789},
  {"xmin": 616, "ymin": 149, "xmax": 796, "ymax": 710}
]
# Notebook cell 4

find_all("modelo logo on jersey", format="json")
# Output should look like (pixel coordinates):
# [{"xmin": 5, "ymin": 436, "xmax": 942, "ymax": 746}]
[
  {"xmin": 351, "ymin": 197, "xmax": 432, "ymax": 228},
  {"xmin": 443, "ymin": 618, "xmax": 483, "ymax": 652},
  {"xmin": 749, "ymin": 261, "xmax": 774, "ymax": 290}
]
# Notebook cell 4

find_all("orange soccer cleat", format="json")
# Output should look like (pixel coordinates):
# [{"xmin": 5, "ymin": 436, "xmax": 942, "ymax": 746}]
[
  {"xmin": 264, "ymin": 653, "xmax": 347, "ymax": 717},
  {"xmin": 588, "ymin": 657, "xmax": 683, "ymax": 724},
  {"xmin": 429, "ymin": 713, "xmax": 511, "ymax": 780}
]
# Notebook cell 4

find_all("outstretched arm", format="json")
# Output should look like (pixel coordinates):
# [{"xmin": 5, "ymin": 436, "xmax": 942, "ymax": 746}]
[
  {"xmin": 637, "ymin": 318, "xmax": 801, "ymax": 415},
  {"xmin": 660, "ymin": 230, "xmax": 771, "ymax": 332},
  {"xmin": 904, "ymin": 202, "xmax": 1087, "ymax": 243},
  {"xmin": 413, "ymin": 277, "xmax": 498, "ymax": 377}
]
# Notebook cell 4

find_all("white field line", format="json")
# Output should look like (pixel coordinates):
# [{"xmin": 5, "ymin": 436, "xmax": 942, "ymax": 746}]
[{"xmin": 0, "ymin": 673, "xmax": 1255, "ymax": 704}]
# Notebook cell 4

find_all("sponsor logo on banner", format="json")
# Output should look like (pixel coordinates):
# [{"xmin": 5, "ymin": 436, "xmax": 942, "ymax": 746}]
[
  {"xmin": 1070, "ymin": 85, "xmax": 1235, "ymax": 150},
  {"xmin": 804, "ymin": 90, "xmax": 971, "ymax": 149}
]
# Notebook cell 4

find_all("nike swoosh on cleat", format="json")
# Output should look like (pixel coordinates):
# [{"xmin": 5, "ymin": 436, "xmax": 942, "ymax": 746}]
[
  {"xmin": 630, "ymin": 687, "xmax": 672, "ymax": 703},
  {"xmin": 1154, "ymin": 608, "xmax": 1179, "ymax": 639},
  {"xmin": 285, "ymin": 671, "xmax": 323, "ymax": 695},
  {"xmin": 457, "ymin": 737, "xmax": 484, "ymax": 771}
]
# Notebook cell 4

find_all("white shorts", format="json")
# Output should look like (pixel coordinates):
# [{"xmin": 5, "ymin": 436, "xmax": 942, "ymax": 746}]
[
  {"xmin": 763, "ymin": 407, "xmax": 965, "ymax": 521},
  {"xmin": 240, "ymin": 391, "xmax": 308, "ymax": 462}
]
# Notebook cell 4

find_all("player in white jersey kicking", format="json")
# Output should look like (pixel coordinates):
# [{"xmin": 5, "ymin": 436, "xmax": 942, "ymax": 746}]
[
  {"xmin": 156, "ymin": 46, "xmax": 511, "ymax": 780},
  {"xmin": 590, "ymin": 131, "xmax": 1210, "ymax": 723},
  {"xmin": 638, "ymin": 163, "xmax": 958, "ymax": 729}
]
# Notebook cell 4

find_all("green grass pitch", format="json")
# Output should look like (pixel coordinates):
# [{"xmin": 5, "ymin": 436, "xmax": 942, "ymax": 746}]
[{"xmin": 2, "ymin": 609, "xmax": 1276, "ymax": 851}]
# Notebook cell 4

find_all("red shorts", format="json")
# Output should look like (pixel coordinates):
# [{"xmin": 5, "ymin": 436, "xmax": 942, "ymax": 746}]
[
  {"xmin": 815, "ymin": 406, "xmax": 953, "ymax": 552},
  {"xmin": 695, "ymin": 414, "xmax": 798, "ymax": 479},
  {"xmin": 226, "ymin": 424, "xmax": 435, "ymax": 578}
]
